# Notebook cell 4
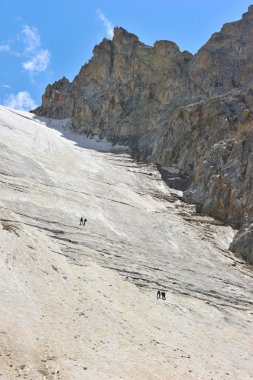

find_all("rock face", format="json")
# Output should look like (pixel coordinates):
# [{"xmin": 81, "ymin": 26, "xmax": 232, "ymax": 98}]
[{"xmin": 34, "ymin": 6, "xmax": 253, "ymax": 263}]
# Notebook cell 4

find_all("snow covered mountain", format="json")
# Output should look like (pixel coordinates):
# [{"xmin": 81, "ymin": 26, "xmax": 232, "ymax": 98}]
[
  {"xmin": 0, "ymin": 106, "xmax": 253, "ymax": 379},
  {"xmin": 35, "ymin": 6, "xmax": 253, "ymax": 264}
]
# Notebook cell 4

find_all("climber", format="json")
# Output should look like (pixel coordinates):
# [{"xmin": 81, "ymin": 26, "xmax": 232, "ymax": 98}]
[
  {"xmin": 157, "ymin": 290, "xmax": 161, "ymax": 299},
  {"xmin": 79, "ymin": 217, "xmax": 83, "ymax": 225},
  {"xmin": 83, "ymin": 218, "xmax": 87, "ymax": 226}
]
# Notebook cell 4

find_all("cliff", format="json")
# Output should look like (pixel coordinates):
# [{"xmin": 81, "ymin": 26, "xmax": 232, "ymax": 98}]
[{"xmin": 34, "ymin": 6, "xmax": 253, "ymax": 264}]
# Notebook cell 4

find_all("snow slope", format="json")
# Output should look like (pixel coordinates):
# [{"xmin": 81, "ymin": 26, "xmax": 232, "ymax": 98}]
[{"xmin": 0, "ymin": 106, "xmax": 252, "ymax": 380}]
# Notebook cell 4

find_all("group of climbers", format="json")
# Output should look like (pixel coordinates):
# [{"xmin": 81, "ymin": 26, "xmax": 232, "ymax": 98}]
[
  {"xmin": 79, "ymin": 217, "xmax": 87, "ymax": 226},
  {"xmin": 157, "ymin": 290, "xmax": 166, "ymax": 300}
]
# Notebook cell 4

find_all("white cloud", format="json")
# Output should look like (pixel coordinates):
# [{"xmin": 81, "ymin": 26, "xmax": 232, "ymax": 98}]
[
  {"xmin": 3, "ymin": 91, "xmax": 37, "ymax": 111},
  {"xmin": 96, "ymin": 9, "xmax": 114, "ymax": 39},
  {"xmin": 23, "ymin": 49, "xmax": 50, "ymax": 73},
  {"xmin": 21, "ymin": 25, "xmax": 41, "ymax": 53},
  {"xmin": 0, "ymin": 44, "xmax": 11, "ymax": 53},
  {"xmin": 0, "ymin": 25, "xmax": 50, "ymax": 76},
  {"xmin": 19, "ymin": 25, "xmax": 51, "ymax": 74},
  {"xmin": 2, "ymin": 84, "xmax": 11, "ymax": 89}
]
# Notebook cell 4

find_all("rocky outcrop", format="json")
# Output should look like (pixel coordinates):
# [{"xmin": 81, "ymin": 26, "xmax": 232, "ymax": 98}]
[
  {"xmin": 35, "ymin": 27, "xmax": 194, "ymax": 152},
  {"xmin": 34, "ymin": 6, "xmax": 253, "ymax": 263},
  {"xmin": 189, "ymin": 5, "xmax": 253, "ymax": 96}
]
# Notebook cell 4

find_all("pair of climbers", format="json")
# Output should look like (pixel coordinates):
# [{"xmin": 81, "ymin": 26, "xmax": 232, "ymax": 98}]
[
  {"xmin": 157, "ymin": 290, "xmax": 166, "ymax": 300},
  {"xmin": 79, "ymin": 217, "xmax": 87, "ymax": 226}
]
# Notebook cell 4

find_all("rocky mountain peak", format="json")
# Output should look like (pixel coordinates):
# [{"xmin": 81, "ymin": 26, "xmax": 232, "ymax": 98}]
[
  {"xmin": 113, "ymin": 27, "xmax": 141, "ymax": 44},
  {"xmin": 34, "ymin": 6, "xmax": 253, "ymax": 263},
  {"xmin": 243, "ymin": 4, "xmax": 253, "ymax": 18},
  {"xmin": 154, "ymin": 40, "xmax": 180, "ymax": 55}
]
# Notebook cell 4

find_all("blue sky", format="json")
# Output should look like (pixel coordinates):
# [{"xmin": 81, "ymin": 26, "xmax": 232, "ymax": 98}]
[{"xmin": 0, "ymin": 0, "xmax": 252, "ymax": 110}]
